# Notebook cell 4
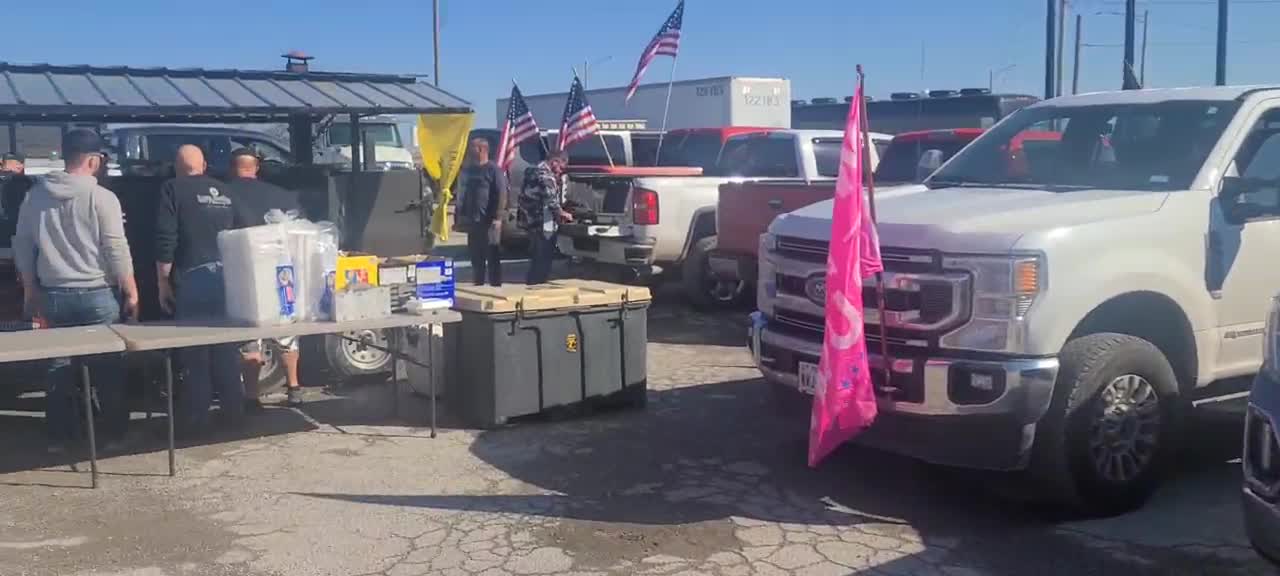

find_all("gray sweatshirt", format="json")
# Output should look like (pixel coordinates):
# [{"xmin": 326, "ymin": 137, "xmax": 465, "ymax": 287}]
[{"xmin": 14, "ymin": 171, "xmax": 133, "ymax": 289}]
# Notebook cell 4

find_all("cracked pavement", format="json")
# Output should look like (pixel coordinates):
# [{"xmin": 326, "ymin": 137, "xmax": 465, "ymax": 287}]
[{"xmin": 0, "ymin": 295, "xmax": 1272, "ymax": 575}]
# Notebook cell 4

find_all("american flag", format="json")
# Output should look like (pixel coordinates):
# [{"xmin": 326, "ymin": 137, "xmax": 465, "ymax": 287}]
[
  {"xmin": 497, "ymin": 84, "xmax": 540, "ymax": 171},
  {"xmin": 625, "ymin": 0, "xmax": 684, "ymax": 102},
  {"xmin": 557, "ymin": 75, "xmax": 599, "ymax": 152}
]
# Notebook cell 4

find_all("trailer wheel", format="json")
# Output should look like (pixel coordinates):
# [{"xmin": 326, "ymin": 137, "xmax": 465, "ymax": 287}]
[{"xmin": 682, "ymin": 236, "xmax": 747, "ymax": 309}]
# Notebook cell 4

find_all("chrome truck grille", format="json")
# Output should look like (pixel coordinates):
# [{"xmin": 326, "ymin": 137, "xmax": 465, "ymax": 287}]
[{"xmin": 771, "ymin": 237, "xmax": 971, "ymax": 338}]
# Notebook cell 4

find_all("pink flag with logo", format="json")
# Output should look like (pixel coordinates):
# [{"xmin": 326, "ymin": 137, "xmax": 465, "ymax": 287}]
[{"xmin": 808, "ymin": 77, "xmax": 883, "ymax": 468}]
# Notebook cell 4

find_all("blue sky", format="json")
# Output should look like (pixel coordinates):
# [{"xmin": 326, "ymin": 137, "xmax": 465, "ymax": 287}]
[{"xmin": 4, "ymin": 0, "xmax": 1280, "ymax": 127}]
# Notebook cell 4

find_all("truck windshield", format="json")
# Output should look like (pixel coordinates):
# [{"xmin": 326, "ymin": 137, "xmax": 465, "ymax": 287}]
[
  {"xmin": 656, "ymin": 133, "xmax": 724, "ymax": 171},
  {"xmin": 716, "ymin": 136, "xmax": 799, "ymax": 178},
  {"xmin": 930, "ymin": 100, "xmax": 1239, "ymax": 191},
  {"xmin": 328, "ymin": 124, "xmax": 402, "ymax": 147}
]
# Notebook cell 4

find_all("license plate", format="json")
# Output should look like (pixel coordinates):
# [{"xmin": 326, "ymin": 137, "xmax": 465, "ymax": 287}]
[{"xmin": 798, "ymin": 361, "xmax": 820, "ymax": 395}]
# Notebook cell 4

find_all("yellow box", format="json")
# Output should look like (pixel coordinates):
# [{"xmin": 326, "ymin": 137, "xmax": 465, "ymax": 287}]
[{"xmin": 336, "ymin": 253, "xmax": 379, "ymax": 290}]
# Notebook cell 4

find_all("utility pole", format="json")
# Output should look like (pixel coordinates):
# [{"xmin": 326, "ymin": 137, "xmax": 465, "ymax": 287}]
[
  {"xmin": 432, "ymin": 0, "xmax": 441, "ymax": 86},
  {"xmin": 1140, "ymin": 9, "xmax": 1149, "ymax": 87},
  {"xmin": 1056, "ymin": 0, "xmax": 1067, "ymax": 96},
  {"xmin": 1217, "ymin": 0, "xmax": 1228, "ymax": 85},
  {"xmin": 1045, "ymin": 0, "xmax": 1056, "ymax": 99},
  {"xmin": 1123, "ymin": 0, "xmax": 1138, "ymax": 89},
  {"xmin": 1072, "ymin": 14, "xmax": 1082, "ymax": 94}
]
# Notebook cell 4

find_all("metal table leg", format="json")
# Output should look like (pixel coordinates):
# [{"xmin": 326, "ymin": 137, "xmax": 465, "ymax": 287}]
[
  {"xmin": 165, "ymin": 353, "xmax": 175, "ymax": 477},
  {"xmin": 81, "ymin": 363, "xmax": 98, "ymax": 489},
  {"xmin": 429, "ymin": 324, "xmax": 437, "ymax": 439}
]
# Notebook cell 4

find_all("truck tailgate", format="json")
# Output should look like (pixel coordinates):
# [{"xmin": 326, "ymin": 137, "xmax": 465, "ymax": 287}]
[{"xmin": 717, "ymin": 180, "xmax": 836, "ymax": 258}]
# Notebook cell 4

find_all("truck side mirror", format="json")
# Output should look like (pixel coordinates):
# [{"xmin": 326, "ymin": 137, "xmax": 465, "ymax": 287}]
[
  {"xmin": 1221, "ymin": 176, "xmax": 1280, "ymax": 223},
  {"xmin": 916, "ymin": 149, "xmax": 945, "ymax": 181}
]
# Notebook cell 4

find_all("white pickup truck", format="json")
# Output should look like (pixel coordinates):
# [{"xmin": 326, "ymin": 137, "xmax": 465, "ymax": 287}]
[
  {"xmin": 557, "ymin": 129, "xmax": 850, "ymax": 289},
  {"xmin": 751, "ymin": 86, "xmax": 1280, "ymax": 514}
]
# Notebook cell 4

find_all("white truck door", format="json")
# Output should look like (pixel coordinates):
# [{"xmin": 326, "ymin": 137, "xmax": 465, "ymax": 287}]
[{"xmin": 1213, "ymin": 105, "xmax": 1280, "ymax": 372}]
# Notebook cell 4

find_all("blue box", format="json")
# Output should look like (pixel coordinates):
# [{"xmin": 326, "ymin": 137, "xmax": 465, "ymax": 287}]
[{"xmin": 412, "ymin": 257, "xmax": 455, "ymax": 305}]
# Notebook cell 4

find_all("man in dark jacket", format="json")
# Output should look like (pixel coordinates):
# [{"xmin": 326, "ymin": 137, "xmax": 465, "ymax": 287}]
[
  {"xmin": 224, "ymin": 148, "xmax": 306, "ymax": 407},
  {"xmin": 155, "ymin": 144, "xmax": 242, "ymax": 434},
  {"xmin": 456, "ymin": 137, "xmax": 507, "ymax": 286}
]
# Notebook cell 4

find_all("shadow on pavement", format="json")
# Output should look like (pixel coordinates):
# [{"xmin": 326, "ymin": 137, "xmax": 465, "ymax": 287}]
[{"xmin": 301, "ymin": 374, "xmax": 1263, "ymax": 574}]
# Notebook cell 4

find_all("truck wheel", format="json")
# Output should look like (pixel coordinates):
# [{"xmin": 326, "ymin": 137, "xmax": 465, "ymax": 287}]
[
  {"xmin": 313, "ymin": 331, "xmax": 393, "ymax": 383},
  {"xmin": 682, "ymin": 236, "xmax": 747, "ymax": 310},
  {"xmin": 1030, "ymin": 333, "xmax": 1183, "ymax": 516}
]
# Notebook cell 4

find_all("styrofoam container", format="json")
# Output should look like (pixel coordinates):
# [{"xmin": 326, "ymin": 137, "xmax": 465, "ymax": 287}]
[{"xmin": 219, "ymin": 224, "xmax": 297, "ymax": 326}]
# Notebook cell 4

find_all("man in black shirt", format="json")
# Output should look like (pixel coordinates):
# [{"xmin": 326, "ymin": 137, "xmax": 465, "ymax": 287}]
[
  {"xmin": 155, "ymin": 144, "xmax": 242, "ymax": 434},
  {"xmin": 224, "ymin": 148, "xmax": 305, "ymax": 407},
  {"xmin": 456, "ymin": 137, "xmax": 507, "ymax": 286}
]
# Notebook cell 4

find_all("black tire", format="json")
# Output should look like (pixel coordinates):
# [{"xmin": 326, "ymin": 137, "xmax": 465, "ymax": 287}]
[
  {"xmin": 1029, "ymin": 332, "xmax": 1183, "ymax": 516},
  {"xmin": 682, "ymin": 236, "xmax": 747, "ymax": 310},
  {"xmin": 250, "ymin": 346, "xmax": 289, "ymax": 397}
]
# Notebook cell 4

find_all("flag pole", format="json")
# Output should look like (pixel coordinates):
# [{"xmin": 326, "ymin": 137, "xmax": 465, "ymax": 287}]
[
  {"xmin": 654, "ymin": 52, "xmax": 679, "ymax": 166},
  {"xmin": 856, "ymin": 64, "xmax": 892, "ymax": 389},
  {"xmin": 571, "ymin": 67, "xmax": 615, "ymax": 167}
]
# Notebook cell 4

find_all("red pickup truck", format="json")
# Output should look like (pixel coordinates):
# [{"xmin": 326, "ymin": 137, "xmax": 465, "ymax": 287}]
[{"xmin": 705, "ymin": 128, "xmax": 986, "ymax": 308}]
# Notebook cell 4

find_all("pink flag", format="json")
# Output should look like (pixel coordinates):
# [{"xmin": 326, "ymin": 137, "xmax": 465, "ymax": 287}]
[{"xmin": 808, "ymin": 79, "xmax": 883, "ymax": 468}]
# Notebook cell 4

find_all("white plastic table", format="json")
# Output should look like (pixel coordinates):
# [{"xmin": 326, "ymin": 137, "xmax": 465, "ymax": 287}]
[
  {"xmin": 109, "ymin": 309, "xmax": 462, "ymax": 476},
  {"xmin": 0, "ymin": 325, "xmax": 128, "ymax": 488}
]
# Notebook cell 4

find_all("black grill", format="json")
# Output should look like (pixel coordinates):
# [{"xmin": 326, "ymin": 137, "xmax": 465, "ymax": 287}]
[{"xmin": 776, "ymin": 236, "xmax": 828, "ymax": 263}]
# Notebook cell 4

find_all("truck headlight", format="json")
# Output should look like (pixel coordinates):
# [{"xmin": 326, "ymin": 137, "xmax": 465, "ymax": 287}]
[
  {"xmin": 1265, "ymin": 296, "xmax": 1280, "ymax": 379},
  {"xmin": 760, "ymin": 232, "xmax": 777, "ymax": 253},
  {"xmin": 940, "ymin": 255, "xmax": 1044, "ymax": 351}
]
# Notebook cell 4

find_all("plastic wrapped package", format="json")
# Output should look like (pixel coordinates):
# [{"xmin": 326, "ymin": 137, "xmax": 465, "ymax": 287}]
[
  {"xmin": 284, "ymin": 221, "xmax": 337, "ymax": 321},
  {"xmin": 218, "ymin": 223, "xmax": 296, "ymax": 326}
]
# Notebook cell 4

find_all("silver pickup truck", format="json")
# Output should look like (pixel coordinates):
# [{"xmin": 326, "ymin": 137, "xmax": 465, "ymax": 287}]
[{"xmin": 556, "ymin": 129, "xmax": 847, "ymax": 296}]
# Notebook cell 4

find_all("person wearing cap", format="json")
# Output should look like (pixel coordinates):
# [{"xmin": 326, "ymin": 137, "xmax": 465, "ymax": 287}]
[
  {"xmin": 13, "ymin": 129, "xmax": 138, "ymax": 453},
  {"xmin": 224, "ymin": 147, "xmax": 305, "ymax": 407},
  {"xmin": 155, "ymin": 144, "xmax": 243, "ymax": 435},
  {"xmin": 1, "ymin": 152, "xmax": 24, "ymax": 174}
]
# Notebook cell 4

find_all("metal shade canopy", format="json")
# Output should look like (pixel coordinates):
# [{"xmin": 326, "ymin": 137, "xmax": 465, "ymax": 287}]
[{"xmin": 0, "ymin": 62, "xmax": 471, "ymax": 123}]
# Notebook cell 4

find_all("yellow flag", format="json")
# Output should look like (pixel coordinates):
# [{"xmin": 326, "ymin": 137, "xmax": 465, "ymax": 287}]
[{"xmin": 418, "ymin": 112, "xmax": 475, "ymax": 242}]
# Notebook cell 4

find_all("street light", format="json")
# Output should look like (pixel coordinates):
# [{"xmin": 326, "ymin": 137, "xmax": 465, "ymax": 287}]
[
  {"xmin": 990, "ymin": 64, "xmax": 1017, "ymax": 91},
  {"xmin": 582, "ymin": 56, "xmax": 613, "ymax": 87}
]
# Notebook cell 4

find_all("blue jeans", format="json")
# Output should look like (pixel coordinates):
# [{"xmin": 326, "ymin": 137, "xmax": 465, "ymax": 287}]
[
  {"xmin": 527, "ymin": 231, "xmax": 556, "ymax": 285},
  {"xmin": 42, "ymin": 286, "xmax": 126, "ymax": 443},
  {"xmin": 176, "ymin": 263, "xmax": 242, "ymax": 430}
]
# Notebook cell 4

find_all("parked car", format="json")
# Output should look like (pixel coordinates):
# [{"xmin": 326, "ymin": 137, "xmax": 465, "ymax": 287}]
[
  {"xmin": 105, "ymin": 125, "xmax": 292, "ymax": 178},
  {"xmin": 751, "ymin": 85, "xmax": 1280, "ymax": 515},
  {"xmin": 556, "ymin": 129, "xmax": 853, "ymax": 293},
  {"xmin": 1245, "ymin": 295, "xmax": 1280, "ymax": 564}
]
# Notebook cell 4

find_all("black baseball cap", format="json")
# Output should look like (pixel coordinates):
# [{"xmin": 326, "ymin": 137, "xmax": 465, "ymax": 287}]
[
  {"xmin": 61, "ymin": 129, "xmax": 104, "ymax": 159},
  {"xmin": 1, "ymin": 152, "xmax": 24, "ymax": 163}
]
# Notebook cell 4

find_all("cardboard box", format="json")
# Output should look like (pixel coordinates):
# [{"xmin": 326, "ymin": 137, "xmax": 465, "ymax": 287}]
[
  {"xmin": 336, "ymin": 253, "xmax": 379, "ymax": 291},
  {"xmin": 387, "ymin": 255, "xmax": 455, "ymax": 306}
]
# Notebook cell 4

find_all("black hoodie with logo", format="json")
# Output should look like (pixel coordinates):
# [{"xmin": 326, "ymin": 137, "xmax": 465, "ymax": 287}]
[{"xmin": 155, "ymin": 175, "xmax": 236, "ymax": 272}]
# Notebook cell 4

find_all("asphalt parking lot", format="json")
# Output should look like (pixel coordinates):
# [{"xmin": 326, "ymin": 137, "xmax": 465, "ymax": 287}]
[{"xmin": 0, "ymin": 245, "xmax": 1273, "ymax": 575}]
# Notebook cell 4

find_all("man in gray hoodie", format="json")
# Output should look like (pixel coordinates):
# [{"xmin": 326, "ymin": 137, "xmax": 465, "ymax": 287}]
[{"xmin": 14, "ymin": 129, "xmax": 139, "ymax": 452}]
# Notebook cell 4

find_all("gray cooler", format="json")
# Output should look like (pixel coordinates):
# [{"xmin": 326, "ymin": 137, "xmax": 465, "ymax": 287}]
[{"xmin": 445, "ymin": 279, "xmax": 650, "ymax": 428}]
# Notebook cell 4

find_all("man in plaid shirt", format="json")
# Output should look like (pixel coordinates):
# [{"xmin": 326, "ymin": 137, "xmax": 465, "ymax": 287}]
[{"xmin": 518, "ymin": 150, "xmax": 572, "ymax": 284}]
